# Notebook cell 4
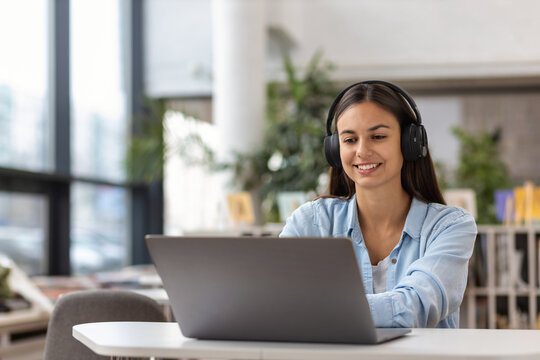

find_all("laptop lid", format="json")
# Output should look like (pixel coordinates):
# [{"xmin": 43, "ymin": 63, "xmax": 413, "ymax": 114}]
[{"xmin": 145, "ymin": 235, "xmax": 410, "ymax": 344}]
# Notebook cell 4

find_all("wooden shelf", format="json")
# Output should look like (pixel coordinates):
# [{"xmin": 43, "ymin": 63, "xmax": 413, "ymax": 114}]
[{"xmin": 466, "ymin": 287, "xmax": 534, "ymax": 296}]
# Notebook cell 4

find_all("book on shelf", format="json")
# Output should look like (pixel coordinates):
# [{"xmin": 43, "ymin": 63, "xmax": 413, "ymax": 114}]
[
  {"xmin": 512, "ymin": 248, "xmax": 528, "ymax": 289},
  {"xmin": 496, "ymin": 314, "xmax": 509, "ymax": 329},
  {"xmin": 537, "ymin": 239, "xmax": 540, "ymax": 288},
  {"xmin": 495, "ymin": 233, "xmax": 509, "ymax": 287},
  {"xmin": 471, "ymin": 233, "xmax": 488, "ymax": 287},
  {"xmin": 476, "ymin": 296, "xmax": 488, "ymax": 329}
]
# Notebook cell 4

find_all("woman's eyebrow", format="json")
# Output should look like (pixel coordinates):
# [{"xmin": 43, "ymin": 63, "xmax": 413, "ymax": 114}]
[
  {"xmin": 338, "ymin": 124, "xmax": 391, "ymax": 135},
  {"xmin": 338, "ymin": 129, "xmax": 356, "ymax": 136},
  {"xmin": 367, "ymin": 124, "xmax": 390, "ymax": 132}
]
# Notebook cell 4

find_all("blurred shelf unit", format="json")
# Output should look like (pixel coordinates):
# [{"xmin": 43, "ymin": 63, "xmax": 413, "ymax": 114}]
[
  {"xmin": 0, "ymin": 255, "xmax": 54, "ymax": 360},
  {"xmin": 464, "ymin": 225, "xmax": 540, "ymax": 329},
  {"xmin": 0, "ymin": 307, "xmax": 49, "ymax": 359}
]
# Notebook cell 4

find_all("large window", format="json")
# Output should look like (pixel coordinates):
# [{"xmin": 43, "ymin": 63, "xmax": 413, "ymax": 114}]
[
  {"xmin": 0, "ymin": 0, "xmax": 51, "ymax": 172},
  {"xmin": 0, "ymin": 192, "xmax": 48, "ymax": 276},
  {"xmin": 0, "ymin": 0, "xmax": 160, "ymax": 276},
  {"xmin": 71, "ymin": 0, "xmax": 128, "ymax": 181},
  {"xmin": 164, "ymin": 111, "xmax": 224, "ymax": 233},
  {"xmin": 0, "ymin": 0, "xmax": 51, "ymax": 276},
  {"xmin": 69, "ymin": 0, "xmax": 130, "ymax": 274},
  {"xmin": 71, "ymin": 183, "xmax": 128, "ymax": 274}
]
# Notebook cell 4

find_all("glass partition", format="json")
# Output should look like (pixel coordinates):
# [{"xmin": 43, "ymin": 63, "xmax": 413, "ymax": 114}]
[
  {"xmin": 70, "ymin": 0, "xmax": 128, "ymax": 182},
  {"xmin": 70, "ymin": 182, "xmax": 129, "ymax": 274},
  {"xmin": 0, "ymin": 0, "xmax": 51, "ymax": 171},
  {"xmin": 0, "ymin": 191, "xmax": 48, "ymax": 275}
]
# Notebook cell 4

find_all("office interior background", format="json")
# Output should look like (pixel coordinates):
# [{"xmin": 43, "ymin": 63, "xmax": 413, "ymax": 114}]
[{"xmin": 1, "ymin": 0, "xmax": 540, "ymax": 280}]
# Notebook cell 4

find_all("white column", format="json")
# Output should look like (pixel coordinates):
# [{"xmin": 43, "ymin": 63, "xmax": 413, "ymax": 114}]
[{"xmin": 212, "ymin": 0, "xmax": 266, "ymax": 163}]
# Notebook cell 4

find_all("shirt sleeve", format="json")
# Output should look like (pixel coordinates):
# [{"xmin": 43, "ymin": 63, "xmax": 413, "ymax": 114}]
[
  {"xmin": 279, "ymin": 201, "xmax": 320, "ymax": 237},
  {"xmin": 366, "ymin": 210, "xmax": 477, "ymax": 328}
]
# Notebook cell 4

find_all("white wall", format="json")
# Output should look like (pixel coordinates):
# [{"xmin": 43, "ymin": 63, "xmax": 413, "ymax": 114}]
[
  {"xmin": 415, "ymin": 96, "xmax": 462, "ymax": 170},
  {"xmin": 145, "ymin": 0, "xmax": 540, "ymax": 96},
  {"xmin": 269, "ymin": 0, "xmax": 540, "ymax": 80},
  {"xmin": 144, "ymin": 0, "xmax": 213, "ymax": 97}
]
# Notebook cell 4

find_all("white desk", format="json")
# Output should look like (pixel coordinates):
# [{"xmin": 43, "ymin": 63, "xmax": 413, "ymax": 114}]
[{"xmin": 73, "ymin": 321, "xmax": 540, "ymax": 360}]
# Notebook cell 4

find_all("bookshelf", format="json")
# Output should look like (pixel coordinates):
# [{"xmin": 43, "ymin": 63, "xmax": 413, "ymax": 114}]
[{"xmin": 463, "ymin": 225, "xmax": 540, "ymax": 329}]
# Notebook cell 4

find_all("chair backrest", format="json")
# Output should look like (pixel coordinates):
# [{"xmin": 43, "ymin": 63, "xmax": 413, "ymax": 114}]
[{"xmin": 43, "ymin": 289, "xmax": 167, "ymax": 360}]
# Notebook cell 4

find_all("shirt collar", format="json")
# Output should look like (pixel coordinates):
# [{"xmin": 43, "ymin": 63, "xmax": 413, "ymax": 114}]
[
  {"xmin": 402, "ymin": 197, "xmax": 428, "ymax": 240},
  {"xmin": 346, "ymin": 194, "xmax": 427, "ymax": 240}
]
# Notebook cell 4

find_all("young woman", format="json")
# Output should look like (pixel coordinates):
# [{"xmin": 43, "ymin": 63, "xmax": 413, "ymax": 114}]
[{"xmin": 280, "ymin": 80, "xmax": 477, "ymax": 328}]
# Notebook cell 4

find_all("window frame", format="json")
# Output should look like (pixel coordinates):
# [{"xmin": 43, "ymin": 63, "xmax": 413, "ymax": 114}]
[{"xmin": 0, "ymin": 0, "xmax": 162, "ymax": 275}]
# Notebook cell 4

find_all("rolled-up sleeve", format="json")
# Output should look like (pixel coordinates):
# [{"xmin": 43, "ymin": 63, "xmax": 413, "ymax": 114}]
[
  {"xmin": 367, "ymin": 211, "xmax": 477, "ymax": 328},
  {"xmin": 280, "ymin": 201, "xmax": 319, "ymax": 237}
]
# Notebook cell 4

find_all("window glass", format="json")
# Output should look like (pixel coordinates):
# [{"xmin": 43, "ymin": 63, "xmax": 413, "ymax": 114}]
[
  {"xmin": 70, "ymin": 0, "xmax": 127, "ymax": 181},
  {"xmin": 0, "ymin": 0, "xmax": 51, "ymax": 171},
  {"xmin": 164, "ymin": 111, "xmax": 226, "ymax": 233},
  {"xmin": 0, "ymin": 192, "xmax": 48, "ymax": 276},
  {"xmin": 70, "ymin": 182, "xmax": 129, "ymax": 274}
]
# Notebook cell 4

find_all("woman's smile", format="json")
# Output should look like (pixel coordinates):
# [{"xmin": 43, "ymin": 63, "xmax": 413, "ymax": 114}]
[{"xmin": 353, "ymin": 162, "xmax": 383, "ymax": 174}]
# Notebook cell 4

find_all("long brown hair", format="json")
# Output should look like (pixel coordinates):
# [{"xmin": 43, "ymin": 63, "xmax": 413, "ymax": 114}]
[{"xmin": 324, "ymin": 83, "xmax": 445, "ymax": 205}]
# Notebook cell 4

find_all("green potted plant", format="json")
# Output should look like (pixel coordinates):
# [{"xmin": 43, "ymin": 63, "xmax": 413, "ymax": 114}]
[
  {"xmin": 125, "ymin": 52, "xmax": 337, "ymax": 223},
  {"xmin": 221, "ymin": 51, "xmax": 337, "ymax": 222},
  {"xmin": 0, "ymin": 265, "xmax": 11, "ymax": 300},
  {"xmin": 451, "ymin": 127, "xmax": 512, "ymax": 224},
  {"xmin": 125, "ymin": 98, "xmax": 167, "ymax": 184}
]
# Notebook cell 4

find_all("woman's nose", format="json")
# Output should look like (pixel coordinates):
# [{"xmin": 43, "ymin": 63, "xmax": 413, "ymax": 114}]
[{"xmin": 355, "ymin": 138, "xmax": 371, "ymax": 157}]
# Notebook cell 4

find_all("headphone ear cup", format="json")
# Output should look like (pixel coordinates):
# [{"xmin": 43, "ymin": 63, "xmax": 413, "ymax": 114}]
[
  {"xmin": 401, "ymin": 123, "xmax": 428, "ymax": 162},
  {"xmin": 401, "ymin": 124, "xmax": 414, "ymax": 162},
  {"xmin": 419, "ymin": 125, "xmax": 428, "ymax": 157},
  {"xmin": 324, "ymin": 133, "xmax": 342, "ymax": 168}
]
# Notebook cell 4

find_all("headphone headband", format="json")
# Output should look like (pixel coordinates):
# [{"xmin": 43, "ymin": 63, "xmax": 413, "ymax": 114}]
[{"xmin": 325, "ymin": 80, "xmax": 422, "ymax": 135}]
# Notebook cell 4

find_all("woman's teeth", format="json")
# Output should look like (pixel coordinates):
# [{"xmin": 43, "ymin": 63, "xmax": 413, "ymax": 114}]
[{"xmin": 356, "ymin": 163, "xmax": 380, "ymax": 170}]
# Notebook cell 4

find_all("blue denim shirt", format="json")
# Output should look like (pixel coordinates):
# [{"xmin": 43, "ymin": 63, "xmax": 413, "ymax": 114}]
[{"xmin": 279, "ymin": 195, "xmax": 477, "ymax": 328}]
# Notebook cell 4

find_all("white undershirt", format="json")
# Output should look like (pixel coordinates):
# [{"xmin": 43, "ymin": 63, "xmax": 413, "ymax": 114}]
[{"xmin": 372, "ymin": 255, "xmax": 390, "ymax": 294}]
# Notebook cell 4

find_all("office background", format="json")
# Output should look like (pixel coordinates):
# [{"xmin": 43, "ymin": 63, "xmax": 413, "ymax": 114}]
[{"xmin": 2, "ymin": 0, "xmax": 540, "ymax": 278}]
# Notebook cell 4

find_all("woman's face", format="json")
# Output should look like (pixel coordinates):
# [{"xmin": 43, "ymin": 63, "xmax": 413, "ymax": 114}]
[{"xmin": 337, "ymin": 101, "xmax": 403, "ymax": 192}]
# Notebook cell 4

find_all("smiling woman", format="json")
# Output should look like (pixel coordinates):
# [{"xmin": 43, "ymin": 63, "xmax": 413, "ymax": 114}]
[
  {"xmin": 325, "ymin": 81, "xmax": 437, "ymax": 203},
  {"xmin": 280, "ymin": 81, "xmax": 477, "ymax": 329}
]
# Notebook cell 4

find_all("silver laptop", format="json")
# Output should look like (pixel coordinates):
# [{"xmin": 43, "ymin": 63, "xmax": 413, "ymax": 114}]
[{"xmin": 145, "ymin": 235, "xmax": 410, "ymax": 344}]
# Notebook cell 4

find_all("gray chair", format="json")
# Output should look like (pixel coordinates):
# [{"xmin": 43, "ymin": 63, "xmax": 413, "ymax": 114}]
[{"xmin": 43, "ymin": 289, "xmax": 167, "ymax": 360}]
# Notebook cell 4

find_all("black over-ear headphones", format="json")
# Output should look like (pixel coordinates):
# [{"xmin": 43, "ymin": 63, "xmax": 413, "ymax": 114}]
[{"xmin": 323, "ymin": 80, "xmax": 428, "ymax": 168}]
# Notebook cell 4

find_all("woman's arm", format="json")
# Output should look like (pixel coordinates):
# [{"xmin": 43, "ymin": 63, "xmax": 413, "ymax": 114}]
[
  {"xmin": 279, "ymin": 201, "xmax": 321, "ymax": 237},
  {"xmin": 367, "ymin": 211, "xmax": 477, "ymax": 327}
]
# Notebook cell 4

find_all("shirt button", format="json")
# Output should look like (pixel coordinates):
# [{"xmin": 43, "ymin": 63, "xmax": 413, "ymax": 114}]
[{"xmin": 391, "ymin": 258, "xmax": 397, "ymax": 264}]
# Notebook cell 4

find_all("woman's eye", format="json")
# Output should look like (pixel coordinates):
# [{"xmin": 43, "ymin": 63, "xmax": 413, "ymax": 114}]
[
  {"xmin": 343, "ymin": 138, "xmax": 356, "ymax": 144},
  {"xmin": 373, "ymin": 135, "xmax": 386, "ymax": 140}
]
